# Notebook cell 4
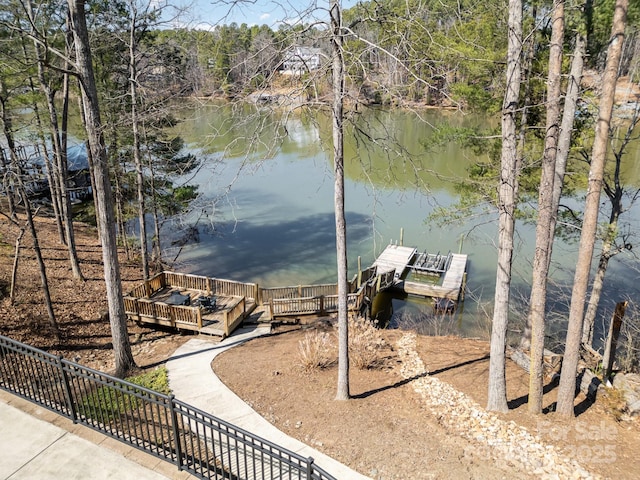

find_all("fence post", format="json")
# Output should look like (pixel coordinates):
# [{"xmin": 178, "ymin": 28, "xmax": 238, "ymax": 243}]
[
  {"xmin": 306, "ymin": 457, "xmax": 315, "ymax": 479},
  {"xmin": 57, "ymin": 357, "xmax": 77, "ymax": 423},
  {"xmin": 168, "ymin": 395, "xmax": 184, "ymax": 471}
]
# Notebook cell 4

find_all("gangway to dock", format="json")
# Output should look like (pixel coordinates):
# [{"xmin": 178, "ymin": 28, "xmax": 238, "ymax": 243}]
[{"xmin": 372, "ymin": 244, "xmax": 417, "ymax": 279}]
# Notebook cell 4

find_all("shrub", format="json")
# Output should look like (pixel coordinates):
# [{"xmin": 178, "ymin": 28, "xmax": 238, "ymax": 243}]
[
  {"xmin": 344, "ymin": 315, "xmax": 387, "ymax": 370},
  {"xmin": 78, "ymin": 367, "xmax": 170, "ymax": 421},
  {"xmin": 298, "ymin": 330, "xmax": 333, "ymax": 372}
]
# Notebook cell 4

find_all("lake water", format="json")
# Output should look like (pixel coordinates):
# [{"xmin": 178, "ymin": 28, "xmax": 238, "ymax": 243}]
[{"xmin": 165, "ymin": 101, "xmax": 640, "ymax": 340}]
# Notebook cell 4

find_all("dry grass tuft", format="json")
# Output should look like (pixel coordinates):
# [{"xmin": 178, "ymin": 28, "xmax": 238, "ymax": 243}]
[
  {"xmin": 601, "ymin": 385, "xmax": 628, "ymax": 422},
  {"xmin": 344, "ymin": 316, "xmax": 387, "ymax": 370},
  {"xmin": 298, "ymin": 330, "xmax": 333, "ymax": 372}
]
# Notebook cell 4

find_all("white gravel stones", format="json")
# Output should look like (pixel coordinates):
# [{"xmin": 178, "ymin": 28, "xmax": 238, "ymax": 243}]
[{"xmin": 396, "ymin": 333, "xmax": 598, "ymax": 479}]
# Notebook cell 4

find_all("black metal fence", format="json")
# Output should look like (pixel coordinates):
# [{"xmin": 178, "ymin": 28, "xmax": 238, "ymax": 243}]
[{"xmin": 0, "ymin": 335, "xmax": 337, "ymax": 480}]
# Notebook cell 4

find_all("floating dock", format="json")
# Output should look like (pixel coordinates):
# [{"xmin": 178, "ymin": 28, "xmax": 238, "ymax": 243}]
[
  {"xmin": 402, "ymin": 253, "xmax": 467, "ymax": 300},
  {"xmin": 372, "ymin": 245, "xmax": 468, "ymax": 301}
]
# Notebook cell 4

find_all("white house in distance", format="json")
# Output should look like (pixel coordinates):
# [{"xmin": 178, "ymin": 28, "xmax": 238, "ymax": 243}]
[{"xmin": 280, "ymin": 47, "xmax": 325, "ymax": 75}]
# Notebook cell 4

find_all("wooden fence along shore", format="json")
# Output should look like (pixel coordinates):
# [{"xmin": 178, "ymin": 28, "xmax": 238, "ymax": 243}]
[{"xmin": 124, "ymin": 244, "xmax": 467, "ymax": 337}]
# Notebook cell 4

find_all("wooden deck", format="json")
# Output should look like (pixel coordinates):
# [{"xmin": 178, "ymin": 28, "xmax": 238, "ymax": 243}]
[
  {"xmin": 124, "ymin": 272, "xmax": 258, "ymax": 337},
  {"xmin": 124, "ymin": 244, "xmax": 468, "ymax": 336},
  {"xmin": 150, "ymin": 286, "xmax": 254, "ymax": 336}
]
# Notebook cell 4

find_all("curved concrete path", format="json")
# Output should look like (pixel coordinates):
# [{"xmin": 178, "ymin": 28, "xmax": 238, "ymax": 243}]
[{"xmin": 166, "ymin": 325, "xmax": 370, "ymax": 480}]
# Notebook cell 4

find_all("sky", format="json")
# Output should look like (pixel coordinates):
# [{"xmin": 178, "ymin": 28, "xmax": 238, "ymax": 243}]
[{"xmin": 171, "ymin": 0, "xmax": 360, "ymax": 29}]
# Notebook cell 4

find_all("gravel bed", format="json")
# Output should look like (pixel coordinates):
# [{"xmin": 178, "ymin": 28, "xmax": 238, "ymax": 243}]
[{"xmin": 396, "ymin": 333, "xmax": 599, "ymax": 479}]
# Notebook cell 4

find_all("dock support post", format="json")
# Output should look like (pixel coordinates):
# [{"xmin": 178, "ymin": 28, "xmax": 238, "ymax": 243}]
[
  {"xmin": 400, "ymin": 227, "xmax": 404, "ymax": 246},
  {"xmin": 357, "ymin": 256, "xmax": 362, "ymax": 288},
  {"xmin": 460, "ymin": 272, "xmax": 467, "ymax": 301}
]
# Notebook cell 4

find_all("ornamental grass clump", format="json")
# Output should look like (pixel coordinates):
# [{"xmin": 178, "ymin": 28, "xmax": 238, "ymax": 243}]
[
  {"xmin": 345, "ymin": 315, "xmax": 387, "ymax": 370},
  {"xmin": 298, "ymin": 330, "xmax": 333, "ymax": 372}
]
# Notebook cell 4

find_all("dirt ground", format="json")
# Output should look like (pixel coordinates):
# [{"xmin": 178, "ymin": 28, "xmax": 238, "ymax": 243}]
[
  {"xmin": 2, "ymin": 215, "xmax": 639, "ymax": 479},
  {"xmin": 0, "ymin": 215, "xmax": 191, "ymax": 373},
  {"xmin": 213, "ymin": 324, "xmax": 640, "ymax": 479}
]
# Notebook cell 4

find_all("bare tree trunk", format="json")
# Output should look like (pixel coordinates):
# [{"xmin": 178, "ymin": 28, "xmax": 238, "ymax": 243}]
[
  {"xmin": 148, "ymin": 144, "xmax": 163, "ymax": 268},
  {"xmin": 68, "ymin": 0, "xmax": 135, "ymax": 377},
  {"xmin": 129, "ymin": 9, "xmax": 150, "ymax": 279},
  {"xmin": 331, "ymin": 0, "xmax": 349, "ymax": 401},
  {"xmin": 10, "ymin": 227, "xmax": 26, "ymax": 305},
  {"xmin": 582, "ymin": 102, "xmax": 640, "ymax": 346},
  {"xmin": 22, "ymin": 191, "xmax": 58, "ymax": 332},
  {"xmin": 113, "ymin": 159, "xmax": 131, "ymax": 260},
  {"xmin": 3, "ymin": 139, "xmax": 58, "ymax": 331},
  {"xmin": 487, "ymin": 0, "xmax": 522, "ymax": 413},
  {"xmin": 0, "ymin": 85, "xmax": 17, "ymax": 220},
  {"xmin": 550, "ymin": 34, "xmax": 585, "ymax": 241},
  {"xmin": 26, "ymin": 0, "xmax": 84, "ymax": 280},
  {"xmin": 18, "ymin": 32, "xmax": 65, "ymax": 243},
  {"xmin": 582, "ymin": 224, "xmax": 617, "ymax": 346},
  {"xmin": 59, "ymin": 17, "xmax": 84, "ymax": 280},
  {"xmin": 527, "ymin": 0, "xmax": 564, "ymax": 414},
  {"xmin": 556, "ymin": 0, "xmax": 629, "ymax": 417},
  {"xmin": 76, "ymin": 82, "xmax": 100, "ymax": 239}
]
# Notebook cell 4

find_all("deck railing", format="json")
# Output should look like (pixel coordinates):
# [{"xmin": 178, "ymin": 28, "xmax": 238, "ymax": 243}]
[
  {"xmin": 126, "ymin": 270, "xmax": 390, "ymax": 324},
  {"xmin": 357, "ymin": 266, "xmax": 377, "ymax": 288},
  {"xmin": 0, "ymin": 335, "xmax": 337, "ymax": 480},
  {"xmin": 164, "ymin": 271, "xmax": 210, "ymax": 292},
  {"xmin": 260, "ymin": 284, "xmax": 338, "ymax": 304},
  {"xmin": 222, "ymin": 297, "xmax": 246, "ymax": 337},
  {"xmin": 131, "ymin": 272, "xmax": 259, "ymax": 303},
  {"xmin": 267, "ymin": 290, "xmax": 364, "ymax": 318},
  {"xmin": 124, "ymin": 296, "xmax": 203, "ymax": 331},
  {"xmin": 212, "ymin": 278, "xmax": 258, "ymax": 301}
]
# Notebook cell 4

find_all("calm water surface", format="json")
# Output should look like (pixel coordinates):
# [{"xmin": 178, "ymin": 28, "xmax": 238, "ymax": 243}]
[{"xmin": 166, "ymin": 102, "xmax": 640, "ymax": 338}]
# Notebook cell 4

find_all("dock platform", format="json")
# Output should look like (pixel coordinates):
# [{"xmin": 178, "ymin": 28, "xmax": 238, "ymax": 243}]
[
  {"xmin": 371, "ymin": 245, "xmax": 467, "ymax": 301},
  {"xmin": 402, "ymin": 253, "xmax": 468, "ymax": 300}
]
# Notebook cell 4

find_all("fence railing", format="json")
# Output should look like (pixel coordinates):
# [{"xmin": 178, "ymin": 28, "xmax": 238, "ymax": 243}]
[{"xmin": 0, "ymin": 335, "xmax": 337, "ymax": 480}]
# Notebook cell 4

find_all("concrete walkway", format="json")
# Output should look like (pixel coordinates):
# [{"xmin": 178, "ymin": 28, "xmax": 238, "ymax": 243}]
[
  {"xmin": 166, "ymin": 324, "xmax": 371, "ymax": 480},
  {"xmin": 0, "ymin": 390, "xmax": 191, "ymax": 480}
]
